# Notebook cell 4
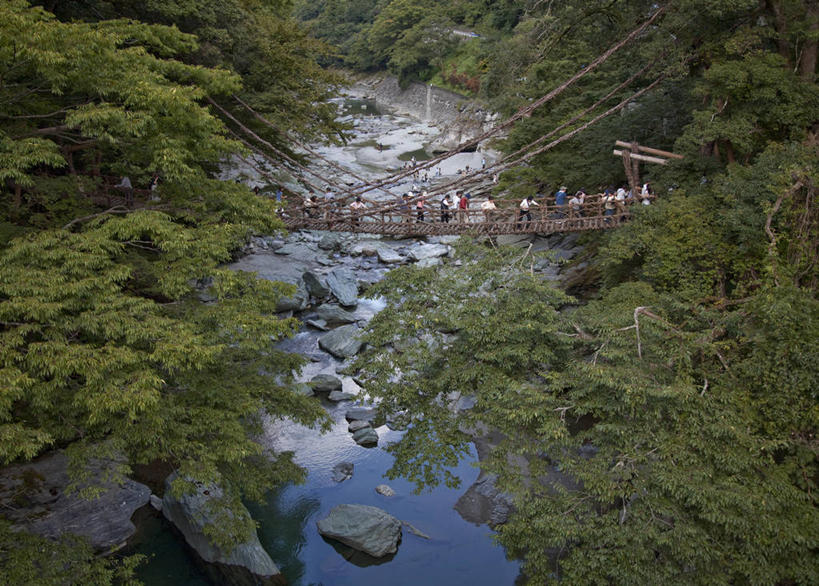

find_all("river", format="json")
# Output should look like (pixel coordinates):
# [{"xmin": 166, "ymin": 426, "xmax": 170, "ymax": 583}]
[{"xmin": 126, "ymin": 90, "xmax": 522, "ymax": 585}]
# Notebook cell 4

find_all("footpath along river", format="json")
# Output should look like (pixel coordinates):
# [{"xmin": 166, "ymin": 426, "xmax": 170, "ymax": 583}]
[{"xmin": 127, "ymin": 88, "xmax": 527, "ymax": 585}]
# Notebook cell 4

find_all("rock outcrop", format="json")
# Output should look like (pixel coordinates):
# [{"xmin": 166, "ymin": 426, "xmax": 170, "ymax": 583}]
[
  {"xmin": 318, "ymin": 324, "xmax": 364, "ymax": 358},
  {"xmin": 162, "ymin": 474, "xmax": 284, "ymax": 586},
  {"xmin": 0, "ymin": 452, "xmax": 150, "ymax": 553},
  {"xmin": 316, "ymin": 504, "xmax": 401, "ymax": 558}
]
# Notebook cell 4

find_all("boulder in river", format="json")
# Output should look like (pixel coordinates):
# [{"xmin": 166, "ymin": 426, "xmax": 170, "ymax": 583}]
[
  {"xmin": 162, "ymin": 473, "xmax": 284, "ymax": 586},
  {"xmin": 275, "ymin": 282, "xmax": 309, "ymax": 313},
  {"xmin": 315, "ymin": 304, "xmax": 357, "ymax": 326},
  {"xmin": 309, "ymin": 374, "xmax": 343, "ymax": 392},
  {"xmin": 454, "ymin": 472, "xmax": 514, "ymax": 528},
  {"xmin": 376, "ymin": 245, "xmax": 404, "ymax": 264},
  {"xmin": 345, "ymin": 407, "xmax": 377, "ymax": 422},
  {"xmin": 409, "ymin": 243, "xmax": 449, "ymax": 261},
  {"xmin": 0, "ymin": 451, "xmax": 150, "ymax": 553},
  {"xmin": 316, "ymin": 504, "xmax": 401, "ymax": 558},
  {"xmin": 328, "ymin": 390, "xmax": 356, "ymax": 402},
  {"xmin": 318, "ymin": 324, "xmax": 363, "ymax": 358},
  {"xmin": 318, "ymin": 232, "xmax": 344, "ymax": 251},
  {"xmin": 348, "ymin": 420, "xmax": 371, "ymax": 432},
  {"xmin": 375, "ymin": 484, "xmax": 396, "ymax": 497},
  {"xmin": 302, "ymin": 270, "xmax": 330, "ymax": 299},
  {"xmin": 325, "ymin": 268, "xmax": 359, "ymax": 307},
  {"xmin": 352, "ymin": 427, "xmax": 379, "ymax": 447}
]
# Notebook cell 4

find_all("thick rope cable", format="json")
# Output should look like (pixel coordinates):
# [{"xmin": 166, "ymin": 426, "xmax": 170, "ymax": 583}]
[
  {"xmin": 340, "ymin": 2, "xmax": 671, "ymax": 202},
  {"xmin": 418, "ymin": 58, "xmax": 665, "ymax": 200}
]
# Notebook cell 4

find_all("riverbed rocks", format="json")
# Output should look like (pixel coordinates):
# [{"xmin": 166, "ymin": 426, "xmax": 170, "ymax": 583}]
[
  {"xmin": 454, "ymin": 472, "xmax": 514, "ymax": 528},
  {"xmin": 302, "ymin": 270, "xmax": 330, "ymax": 298},
  {"xmin": 309, "ymin": 374, "xmax": 343, "ymax": 392},
  {"xmin": 352, "ymin": 426, "xmax": 379, "ymax": 447},
  {"xmin": 376, "ymin": 245, "xmax": 404, "ymax": 264},
  {"xmin": 328, "ymin": 390, "xmax": 356, "ymax": 402},
  {"xmin": 316, "ymin": 504, "xmax": 402, "ymax": 558},
  {"xmin": 315, "ymin": 304, "xmax": 357, "ymax": 326},
  {"xmin": 162, "ymin": 473, "xmax": 284, "ymax": 586},
  {"xmin": 345, "ymin": 407, "xmax": 377, "ymax": 422},
  {"xmin": 348, "ymin": 420, "xmax": 371, "ymax": 432},
  {"xmin": 0, "ymin": 451, "xmax": 150, "ymax": 553},
  {"xmin": 318, "ymin": 324, "xmax": 363, "ymax": 358},
  {"xmin": 325, "ymin": 268, "xmax": 359, "ymax": 307},
  {"xmin": 409, "ymin": 242, "xmax": 449, "ymax": 261}
]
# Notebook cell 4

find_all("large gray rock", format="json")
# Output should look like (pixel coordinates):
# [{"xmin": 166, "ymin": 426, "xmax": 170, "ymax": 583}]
[
  {"xmin": 454, "ymin": 472, "xmax": 514, "ymax": 528},
  {"xmin": 162, "ymin": 474, "xmax": 284, "ymax": 586},
  {"xmin": 345, "ymin": 407, "xmax": 377, "ymax": 422},
  {"xmin": 376, "ymin": 245, "xmax": 404, "ymax": 264},
  {"xmin": 348, "ymin": 240, "xmax": 381, "ymax": 257},
  {"xmin": 315, "ymin": 304, "xmax": 357, "ymax": 326},
  {"xmin": 318, "ymin": 232, "xmax": 344, "ymax": 251},
  {"xmin": 275, "ymin": 282, "xmax": 308, "ymax": 313},
  {"xmin": 409, "ymin": 243, "xmax": 449, "ymax": 261},
  {"xmin": 416, "ymin": 257, "xmax": 442, "ymax": 268},
  {"xmin": 495, "ymin": 233, "xmax": 535, "ymax": 248},
  {"xmin": 328, "ymin": 390, "xmax": 356, "ymax": 402},
  {"xmin": 273, "ymin": 242, "xmax": 319, "ymax": 260},
  {"xmin": 352, "ymin": 427, "xmax": 379, "ymax": 447},
  {"xmin": 0, "ymin": 452, "xmax": 150, "ymax": 553},
  {"xmin": 318, "ymin": 324, "xmax": 363, "ymax": 358},
  {"xmin": 325, "ymin": 269, "xmax": 359, "ymax": 307},
  {"xmin": 309, "ymin": 374, "xmax": 343, "ymax": 392},
  {"xmin": 316, "ymin": 504, "xmax": 401, "ymax": 557},
  {"xmin": 302, "ymin": 271, "xmax": 330, "ymax": 298}
]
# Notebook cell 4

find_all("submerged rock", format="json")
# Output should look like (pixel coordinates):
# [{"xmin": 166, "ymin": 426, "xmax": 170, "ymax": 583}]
[
  {"xmin": 454, "ymin": 472, "xmax": 514, "ymax": 528},
  {"xmin": 316, "ymin": 504, "xmax": 401, "ymax": 558},
  {"xmin": 318, "ymin": 324, "xmax": 363, "ymax": 358},
  {"xmin": 331, "ymin": 462, "xmax": 354, "ymax": 483},
  {"xmin": 162, "ymin": 473, "xmax": 284, "ymax": 585},
  {"xmin": 375, "ymin": 484, "xmax": 396, "ymax": 497},
  {"xmin": 0, "ymin": 452, "xmax": 150, "ymax": 553}
]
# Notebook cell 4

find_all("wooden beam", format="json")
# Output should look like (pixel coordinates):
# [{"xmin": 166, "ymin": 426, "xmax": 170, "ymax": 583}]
[
  {"xmin": 613, "ymin": 149, "xmax": 669, "ymax": 165},
  {"xmin": 615, "ymin": 140, "xmax": 683, "ymax": 159}
]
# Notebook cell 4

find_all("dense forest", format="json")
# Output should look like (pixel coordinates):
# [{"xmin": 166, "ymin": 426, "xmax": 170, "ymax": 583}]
[
  {"xmin": 301, "ymin": 0, "xmax": 819, "ymax": 583},
  {"xmin": 1, "ymin": 0, "xmax": 817, "ymax": 584}
]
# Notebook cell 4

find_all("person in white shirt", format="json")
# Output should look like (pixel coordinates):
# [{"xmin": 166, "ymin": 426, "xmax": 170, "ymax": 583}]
[
  {"xmin": 569, "ymin": 190, "xmax": 585, "ymax": 217},
  {"xmin": 480, "ymin": 195, "xmax": 497, "ymax": 221},
  {"xmin": 349, "ymin": 197, "xmax": 366, "ymax": 225},
  {"xmin": 518, "ymin": 195, "xmax": 539, "ymax": 226},
  {"xmin": 641, "ymin": 181, "xmax": 652, "ymax": 205}
]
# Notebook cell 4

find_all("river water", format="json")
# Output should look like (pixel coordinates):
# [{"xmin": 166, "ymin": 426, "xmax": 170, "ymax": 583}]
[{"xmin": 128, "ymin": 91, "xmax": 521, "ymax": 585}]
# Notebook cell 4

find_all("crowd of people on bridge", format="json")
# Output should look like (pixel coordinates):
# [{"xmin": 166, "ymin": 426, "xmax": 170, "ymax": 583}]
[{"xmin": 297, "ymin": 180, "xmax": 655, "ymax": 227}]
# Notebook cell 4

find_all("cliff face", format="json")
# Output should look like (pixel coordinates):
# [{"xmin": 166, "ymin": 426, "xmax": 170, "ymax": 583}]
[{"xmin": 352, "ymin": 75, "xmax": 501, "ymax": 153}]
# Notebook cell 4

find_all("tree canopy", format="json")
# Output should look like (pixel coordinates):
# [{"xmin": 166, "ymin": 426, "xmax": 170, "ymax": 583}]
[{"xmin": 1, "ymin": 1, "xmax": 335, "ymax": 581}]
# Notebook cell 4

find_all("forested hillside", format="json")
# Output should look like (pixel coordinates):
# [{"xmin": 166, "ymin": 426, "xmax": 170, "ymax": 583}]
[
  {"xmin": 296, "ymin": 0, "xmax": 819, "ymax": 583},
  {"xmin": 0, "ymin": 1, "xmax": 342, "ymax": 581}
]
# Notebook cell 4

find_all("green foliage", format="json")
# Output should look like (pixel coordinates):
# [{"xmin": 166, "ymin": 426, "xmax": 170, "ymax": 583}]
[
  {"xmin": 1, "ymin": 0, "xmax": 334, "ymax": 574},
  {"xmin": 0, "ymin": 519, "xmax": 141, "ymax": 586}
]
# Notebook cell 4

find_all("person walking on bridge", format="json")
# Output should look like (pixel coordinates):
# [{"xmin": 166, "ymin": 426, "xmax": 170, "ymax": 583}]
[
  {"xmin": 518, "ymin": 195, "xmax": 539, "ymax": 227},
  {"xmin": 554, "ymin": 185, "xmax": 568, "ymax": 218},
  {"xmin": 349, "ymin": 197, "xmax": 366, "ymax": 225},
  {"xmin": 480, "ymin": 195, "xmax": 497, "ymax": 221},
  {"xmin": 416, "ymin": 192, "xmax": 427, "ymax": 222},
  {"xmin": 569, "ymin": 190, "xmax": 585, "ymax": 218},
  {"xmin": 458, "ymin": 191, "xmax": 470, "ymax": 223}
]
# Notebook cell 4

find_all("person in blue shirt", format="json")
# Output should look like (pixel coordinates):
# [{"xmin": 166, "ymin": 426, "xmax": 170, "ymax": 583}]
[{"xmin": 554, "ymin": 185, "xmax": 568, "ymax": 218}]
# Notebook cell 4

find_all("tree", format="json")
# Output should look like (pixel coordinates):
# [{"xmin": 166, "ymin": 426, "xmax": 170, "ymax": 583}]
[{"xmin": 1, "ymin": 1, "xmax": 330, "ymax": 578}]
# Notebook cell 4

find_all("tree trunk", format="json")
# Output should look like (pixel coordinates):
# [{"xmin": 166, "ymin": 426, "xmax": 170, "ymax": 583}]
[
  {"xmin": 799, "ymin": 1, "xmax": 819, "ymax": 81},
  {"xmin": 767, "ymin": 0, "xmax": 793, "ymax": 67}
]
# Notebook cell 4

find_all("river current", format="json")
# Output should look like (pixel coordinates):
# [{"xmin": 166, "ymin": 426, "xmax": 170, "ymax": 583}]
[{"xmin": 127, "ymin": 91, "xmax": 521, "ymax": 585}]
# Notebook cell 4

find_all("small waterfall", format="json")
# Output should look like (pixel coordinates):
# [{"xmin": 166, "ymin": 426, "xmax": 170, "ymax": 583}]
[{"xmin": 425, "ymin": 84, "xmax": 432, "ymax": 121}]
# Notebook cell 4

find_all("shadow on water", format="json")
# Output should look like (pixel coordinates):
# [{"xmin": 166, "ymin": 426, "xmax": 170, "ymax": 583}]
[{"xmin": 322, "ymin": 537, "xmax": 398, "ymax": 567}]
